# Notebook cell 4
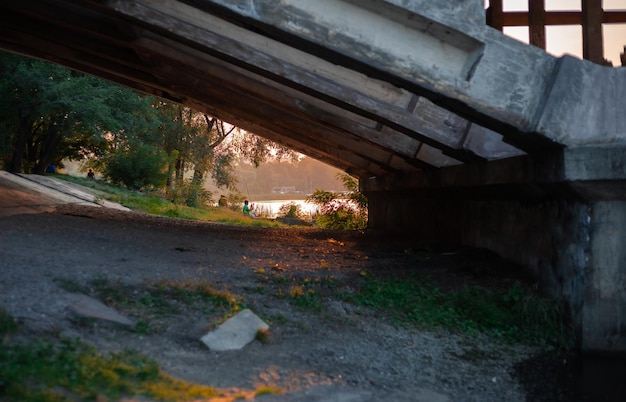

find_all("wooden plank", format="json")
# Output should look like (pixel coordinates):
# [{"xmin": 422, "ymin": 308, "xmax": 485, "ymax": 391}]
[
  {"xmin": 486, "ymin": 0, "xmax": 504, "ymax": 31},
  {"xmin": 582, "ymin": 0, "xmax": 604, "ymax": 64},
  {"xmin": 499, "ymin": 11, "xmax": 626, "ymax": 27},
  {"xmin": 529, "ymin": 0, "xmax": 546, "ymax": 49},
  {"xmin": 603, "ymin": 11, "xmax": 626, "ymax": 24}
]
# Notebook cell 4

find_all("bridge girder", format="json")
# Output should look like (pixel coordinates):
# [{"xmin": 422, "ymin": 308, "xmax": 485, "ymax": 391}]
[{"xmin": 0, "ymin": 0, "xmax": 529, "ymax": 179}]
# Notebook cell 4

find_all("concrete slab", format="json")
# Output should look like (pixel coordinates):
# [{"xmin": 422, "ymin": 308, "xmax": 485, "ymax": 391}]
[
  {"xmin": 0, "ymin": 171, "xmax": 97, "ymax": 216},
  {"xmin": 66, "ymin": 293, "xmax": 134, "ymax": 326},
  {"xmin": 200, "ymin": 309, "xmax": 269, "ymax": 352},
  {"xmin": 17, "ymin": 174, "xmax": 130, "ymax": 211}
]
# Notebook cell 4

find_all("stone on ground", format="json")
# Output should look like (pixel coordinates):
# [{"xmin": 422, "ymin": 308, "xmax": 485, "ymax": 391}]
[
  {"xmin": 200, "ymin": 309, "xmax": 269, "ymax": 351},
  {"xmin": 66, "ymin": 293, "xmax": 134, "ymax": 326}
]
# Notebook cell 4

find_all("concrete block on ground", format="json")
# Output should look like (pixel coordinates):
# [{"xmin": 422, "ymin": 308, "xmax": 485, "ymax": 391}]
[
  {"xmin": 200, "ymin": 309, "xmax": 269, "ymax": 352},
  {"xmin": 66, "ymin": 293, "xmax": 134, "ymax": 326}
]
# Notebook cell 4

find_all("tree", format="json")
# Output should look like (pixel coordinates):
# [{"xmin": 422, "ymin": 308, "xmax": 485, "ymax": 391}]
[
  {"xmin": 0, "ymin": 52, "xmax": 299, "ymax": 202},
  {"xmin": 154, "ymin": 102, "xmax": 298, "ymax": 206},
  {"xmin": 0, "ymin": 51, "xmax": 157, "ymax": 174},
  {"xmin": 102, "ymin": 141, "xmax": 169, "ymax": 190}
]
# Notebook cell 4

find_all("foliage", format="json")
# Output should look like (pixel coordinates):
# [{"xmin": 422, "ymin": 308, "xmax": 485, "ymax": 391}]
[
  {"xmin": 226, "ymin": 191, "xmax": 246, "ymax": 209},
  {"xmin": 89, "ymin": 278, "xmax": 244, "ymax": 323},
  {"xmin": 165, "ymin": 179, "xmax": 213, "ymax": 208},
  {"xmin": 0, "ymin": 308, "xmax": 17, "ymax": 338},
  {"xmin": 0, "ymin": 338, "xmax": 246, "ymax": 401},
  {"xmin": 307, "ymin": 173, "xmax": 368, "ymax": 230},
  {"xmin": 54, "ymin": 173, "xmax": 287, "ymax": 227},
  {"xmin": 0, "ymin": 51, "xmax": 157, "ymax": 174},
  {"xmin": 0, "ymin": 51, "xmax": 298, "ymax": 203},
  {"xmin": 277, "ymin": 201, "xmax": 305, "ymax": 219},
  {"xmin": 102, "ymin": 142, "xmax": 170, "ymax": 190},
  {"xmin": 254, "ymin": 270, "xmax": 336, "ymax": 313},
  {"xmin": 153, "ymin": 102, "xmax": 298, "ymax": 206},
  {"xmin": 349, "ymin": 275, "xmax": 574, "ymax": 349}
]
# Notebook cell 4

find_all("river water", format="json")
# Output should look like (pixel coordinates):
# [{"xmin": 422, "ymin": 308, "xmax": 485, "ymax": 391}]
[{"xmin": 250, "ymin": 199, "xmax": 318, "ymax": 219}]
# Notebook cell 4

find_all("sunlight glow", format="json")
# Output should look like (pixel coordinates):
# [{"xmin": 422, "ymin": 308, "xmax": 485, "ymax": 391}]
[{"xmin": 486, "ymin": 0, "xmax": 626, "ymax": 65}]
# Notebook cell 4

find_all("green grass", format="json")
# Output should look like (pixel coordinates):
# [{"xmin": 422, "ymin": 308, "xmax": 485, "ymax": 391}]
[
  {"xmin": 0, "ymin": 338, "xmax": 278, "ymax": 401},
  {"xmin": 0, "ymin": 308, "xmax": 17, "ymax": 339},
  {"xmin": 347, "ymin": 274, "xmax": 574, "ymax": 349},
  {"xmin": 253, "ymin": 271, "xmax": 338, "ymax": 313},
  {"xmin": 0, "ymin": 288, "xmax": 282, "ymax": 402},
  {"xmin": 54, "ymin": 174, "xmax": 287, "ymax": 227},
  {"xmin": 84, "ymin": 278, "xmax": 246, "ymax": 333}
]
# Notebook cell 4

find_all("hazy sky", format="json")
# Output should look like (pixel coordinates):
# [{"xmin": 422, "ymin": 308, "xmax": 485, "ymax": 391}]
[{"xmin": 486, "ymin": 0, "xmax": 626, "ymax": 65}]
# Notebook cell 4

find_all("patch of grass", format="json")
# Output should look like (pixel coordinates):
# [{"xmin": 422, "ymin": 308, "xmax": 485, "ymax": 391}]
[
  {"xmin": 214, "ymin": 208, "xmax": 284, "ymax": 228},
  {"xmin": 288, "ymin": 285, "xmax": 323, "ymax": 312},
  {"xmin": 349, "ymin": 275, "xmax": 574, "ymax": 349},
  {"xmin": 54, "ymin": 174, "xmax": 288, "ymax": 227},
  {"xmin": 0, "ymin": 308, "xmax": 17, "ymax": 338},
  {"xmin": 52, "ymin": 174, "xmax": 128, "ymax": 197},
  {"xmin": 86, "ymin": 278, "xmax": 245, "ymax": 332},
  {"xmin": 255, "ymin": 328, "xmax": 271, "ymax": 344},
  {"xmin": 255, "ymin": 385, "xmax": 283, "ymax": 397},
  {"xmin": 0, "ymin": 338, "xmax": 275, "ymax": 401},
  {"xmin": 255, "ymin": 271, "xmax": 327, "ymax": 312}
]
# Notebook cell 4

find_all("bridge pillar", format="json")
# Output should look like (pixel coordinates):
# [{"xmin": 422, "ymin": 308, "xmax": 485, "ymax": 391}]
[
  {"xmin": 363, "ymin": 153, "xmax": 626, "ymax": 352},
  {"xmin": 584, "ymin": 201, "xmax": 626, "ymax": 351}
]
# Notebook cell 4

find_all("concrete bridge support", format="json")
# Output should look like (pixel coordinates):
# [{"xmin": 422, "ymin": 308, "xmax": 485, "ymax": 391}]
[{"xmin": 364, "ymin": 149, "xmax": 626, "ymax": 352}]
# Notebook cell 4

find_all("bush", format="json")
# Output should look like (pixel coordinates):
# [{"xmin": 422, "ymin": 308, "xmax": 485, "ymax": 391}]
[
  {"xmin": 166, "ymin": 180, "xmax": 213, "ymax": 208},
  {"xmin": 277, "ymin": 202, "xmax": 305, "ymax": 219},
  {"xmin": 103, "ymin": 143, "xmax": 169, "ymax": 190},
  {"xmin": 306, "ymin": 173, "xmax": 367, "ymax": 230},
  {"xmin": 312, "ymin": 200, "xmax": 367, "ymax": 230}
]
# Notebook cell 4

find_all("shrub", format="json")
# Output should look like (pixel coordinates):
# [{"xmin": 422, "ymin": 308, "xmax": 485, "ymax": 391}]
[
  {"xmin": 166, "ymin": 179, "xmax": 213, "ymax": 208},
  {"xmin": 306, "ymin": 173, "xmax": 367, "ymax": 230},
  {"xmin": 103, "ymin": 143, "xmax": 169, "ymax": 190},
  {"xmin": 277, "ymin": 202, "xmax": 305, "ymax": 219}
]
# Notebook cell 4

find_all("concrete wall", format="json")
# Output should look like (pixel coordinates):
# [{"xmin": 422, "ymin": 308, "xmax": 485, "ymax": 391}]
[
  {"xmin": 584, "ymin": 201, "xmax": 626, "ymax": 351},
  {"xmin": 366, "ymin": 188, "xmax": 625, "ymax": 351}
]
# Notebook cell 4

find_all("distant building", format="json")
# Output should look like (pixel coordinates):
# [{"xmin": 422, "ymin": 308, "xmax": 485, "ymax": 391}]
[{"xmin": 271, "ymin": 186, "xmax": 298, "ymax": 194}]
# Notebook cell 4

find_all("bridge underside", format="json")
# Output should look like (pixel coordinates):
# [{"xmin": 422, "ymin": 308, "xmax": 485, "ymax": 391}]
[{"xmin": 1, "ymin": 0, "xmax": 625, "ymax": 352}]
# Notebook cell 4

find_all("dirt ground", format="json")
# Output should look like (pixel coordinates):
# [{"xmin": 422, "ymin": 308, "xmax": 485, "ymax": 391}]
[{"xmin": 0, "ymin": 205, "xmax": 589, "ymax": 401}]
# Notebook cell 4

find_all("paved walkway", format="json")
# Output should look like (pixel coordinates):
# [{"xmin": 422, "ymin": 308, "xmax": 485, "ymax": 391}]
[{"xmin": 0, "ymin": 171, "xmax": 128, "ymax": 216}]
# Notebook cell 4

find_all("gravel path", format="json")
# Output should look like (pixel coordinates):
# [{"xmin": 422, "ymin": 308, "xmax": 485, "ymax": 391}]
[{"xmin": 0, "ymin": 205, "xmax": 582, "ymax": 401}]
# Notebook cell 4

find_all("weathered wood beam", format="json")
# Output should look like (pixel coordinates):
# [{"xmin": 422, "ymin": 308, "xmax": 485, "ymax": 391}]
[
  {"xmin": 529, "ymin": 0, "xmax": 546, "ymax": 50},
  {"xmin": 499, "ymin": 11, "xmax": 626, "ymax": 27},
  {"xmin": 107, "ymin": 0, "xmax": 499, "ymax": 160},
  {"xmin": 582, "ymin": 0, "xmax": 604, "ymax": 64}
]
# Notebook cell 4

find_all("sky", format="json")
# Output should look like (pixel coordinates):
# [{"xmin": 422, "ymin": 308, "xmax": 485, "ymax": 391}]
[{"xmin": 485, "ymin": 0, "xmax": 626, "ymax": 66}]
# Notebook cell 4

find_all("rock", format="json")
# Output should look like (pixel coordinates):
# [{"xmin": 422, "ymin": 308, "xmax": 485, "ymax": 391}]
[
  {"xmin": 66, "ymin": 294, "xmax": 134, "ymax": 326},
  {"xmin": 200, "ymin": 309, "xmax": 269, "ymax": 351}
]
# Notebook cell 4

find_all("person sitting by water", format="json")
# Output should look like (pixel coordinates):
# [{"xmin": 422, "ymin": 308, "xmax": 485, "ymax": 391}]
[
  {"xmin": 87, "ymin": 169, "xmax": 95, "ymax": 179},
  {"xmin": 242, "ymin": 200, "xmax": 256, "ymax": 217},
  {"xmin": 218, "ymin": 194, "xmax": 228, "ymax": 207}
]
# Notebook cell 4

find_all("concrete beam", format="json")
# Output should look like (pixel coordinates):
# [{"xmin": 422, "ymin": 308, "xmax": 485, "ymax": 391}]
[
  {"xmin": 132, "ymin": 35, "xmax": 415, "ymax": 175},
  {"xmin": 109, "ymin": 0, "xmax": 518, "ymax": 163},
  {"xmin": 0, "ymin": 0, "xmax": 528, "ymax": 171},
  {"xmin": 198, "ymin": 0, "xmax": 626, "ymax": 149}
]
